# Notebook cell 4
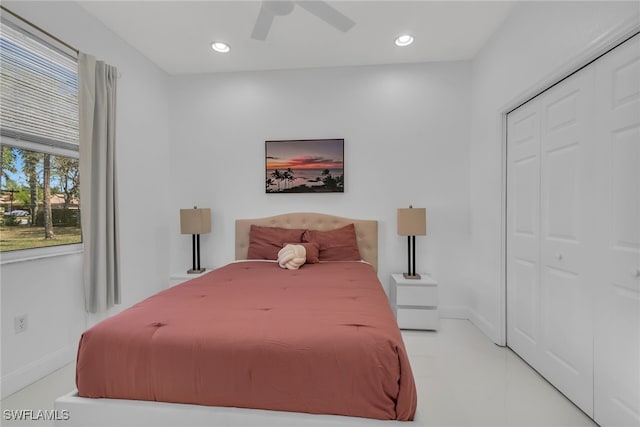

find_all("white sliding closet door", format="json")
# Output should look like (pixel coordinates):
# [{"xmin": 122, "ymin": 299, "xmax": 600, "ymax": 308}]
[
  {"xmin": 538, "ymin": 65, "xmax": 595, "ymax": 415},
  {"xmin": 506, "ymin": 98, "xmax": 541, "ymax": 370},
  {"xmin": 507, "ymin": 65, "xmax": 595, "ymax": 416},
  {"xmin": 507, "ymin": 33, "xmax": 640, "ymax": 425},
  {"xmin": 593, "ymin": 34, "xmax": 640, "ymax": 427}
]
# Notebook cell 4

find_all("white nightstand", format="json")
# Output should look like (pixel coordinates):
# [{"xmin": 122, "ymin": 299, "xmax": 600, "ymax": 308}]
[
  {"xmin": 169, "ymin": 269, "xmax": 209, "ymax": 287},
  {"xmin": 390, "ymin": 273, "xmax": 439, "ymax": 331}
]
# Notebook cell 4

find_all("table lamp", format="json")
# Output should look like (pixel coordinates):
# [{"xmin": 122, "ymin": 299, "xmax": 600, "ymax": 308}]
[
  {"xmin": 397, "ymin": 206, "xmax": 427, "ymax": 279},
  {"xmin": 180, "ymin": 206, "xmax": 211, "ymax": 274}
]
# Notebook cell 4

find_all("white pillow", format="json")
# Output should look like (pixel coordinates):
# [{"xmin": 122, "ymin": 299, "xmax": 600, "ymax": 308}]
[{"xmin": 277, "ymin": 244, "xmax": 307, "ymax": 270}]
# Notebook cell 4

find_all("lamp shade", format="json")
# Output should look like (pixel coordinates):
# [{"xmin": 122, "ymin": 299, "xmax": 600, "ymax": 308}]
[
  {"xmin": 397, "ymin": 207, "xmax": 426, "ymax": 236},
  {"xmin": 180, "ymin": 208, "xmax": 211, "ymax": 235}
]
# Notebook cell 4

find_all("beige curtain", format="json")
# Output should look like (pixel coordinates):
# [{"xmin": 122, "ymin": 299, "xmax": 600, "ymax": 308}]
[{"xmin": 78, "ymin": 52, "xmax": 120, "ymax": 313}]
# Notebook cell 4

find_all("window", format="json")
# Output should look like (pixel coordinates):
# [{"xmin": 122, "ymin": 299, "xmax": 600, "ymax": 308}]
[{"xmin": 0, "ymin": 11, "xmax": 80, "ymax": 253}]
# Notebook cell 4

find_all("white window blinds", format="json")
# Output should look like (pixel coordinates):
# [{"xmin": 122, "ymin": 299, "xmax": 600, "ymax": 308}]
[{"xmin": 0, "ymin": 18, "xmax": 78, "ymax": 151}]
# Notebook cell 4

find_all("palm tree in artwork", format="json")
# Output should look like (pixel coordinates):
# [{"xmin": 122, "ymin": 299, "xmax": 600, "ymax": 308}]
[
  {"xmin": 266, "ymin": 177, "xmax": 275, "ymax": 192},
  {"xmin": 282, "ymin": 170, "xmax": 291, "ymax": 190},
  {"xmin": 321, "ymin": 168, "xmax": 337, "ymax": 190},
  {"xmin": 270, "ymin": 169, "xmax": 282, "ymax": 192},
  {"xmin": 286, "ymin": 168, "xmax": 295, "ymax": 189}
]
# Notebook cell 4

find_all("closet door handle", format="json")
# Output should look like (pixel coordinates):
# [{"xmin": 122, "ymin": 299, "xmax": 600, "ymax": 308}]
[
  {"xmin": 556, "ymin": 252, "xmax": 563, "ymax": 261},
  {"xmin": 633, "ymin": 268, "xmax": 640, "ymax": 278}
]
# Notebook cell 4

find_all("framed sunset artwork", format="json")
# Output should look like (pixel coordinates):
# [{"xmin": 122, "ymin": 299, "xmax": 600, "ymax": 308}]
[{"xmin": 265, "ymin": 139, "xmax": 344, "ymax": 193}]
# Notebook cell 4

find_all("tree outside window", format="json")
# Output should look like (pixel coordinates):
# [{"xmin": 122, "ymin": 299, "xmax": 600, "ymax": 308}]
[
  {"xmin": 1, "ymin": 145, "xmax": 81, "ymax": 251},
  {"xmin": 0, "ymin": 15, "xmax": 81, "ymax": 252}
]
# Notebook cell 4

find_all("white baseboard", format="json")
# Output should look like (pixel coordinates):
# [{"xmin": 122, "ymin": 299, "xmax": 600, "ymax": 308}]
[
  {"xmin": 439, "ymin": 306, "xmax": 504, "ymax": 346},
  {"xmin": 439, "ymin": 305, "xmax": 470, "ymax": 319},
  {"xmin": 467, "ymin": 308, "xmax": 502, "ymax": 346},
  {"xmin": 1, "ymin": 345, "xmax": 76, "ymax": 399}
]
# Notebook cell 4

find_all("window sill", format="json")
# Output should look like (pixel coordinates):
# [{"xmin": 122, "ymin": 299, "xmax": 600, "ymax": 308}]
[{"xmin": 0, "ymin": 243, "xmax": 83, "ymax": 265}]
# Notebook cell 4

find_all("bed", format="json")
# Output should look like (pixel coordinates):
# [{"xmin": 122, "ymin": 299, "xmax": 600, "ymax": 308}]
[{"xmin": 57, "ymin": 213, "xmax": 418, "ymax": 426}]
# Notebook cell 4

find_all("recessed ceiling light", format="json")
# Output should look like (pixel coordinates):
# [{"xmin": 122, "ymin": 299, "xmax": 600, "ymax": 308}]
[
  {"xmin": 395, "ymin": 35, "xmax": 414, "ymax": 47},
  {"xmin": 211, "ymin": 41, "xmax": 230, "ymax": 53}
]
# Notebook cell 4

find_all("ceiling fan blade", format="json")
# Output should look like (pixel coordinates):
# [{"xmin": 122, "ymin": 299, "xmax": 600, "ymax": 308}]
[
  {"xmin": 296, "ymin": 1, "xmax": 355, "ymax": 32},
  {"xmin": 251, "ymin": 3, "xmax": 276, "ymax": 40},
  {"xmin": 265, "ymin": 1, "xmax": 295, "ymax": 16}
]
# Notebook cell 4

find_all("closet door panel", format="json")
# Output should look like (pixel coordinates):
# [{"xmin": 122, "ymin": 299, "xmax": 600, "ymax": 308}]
[
  {"xmin": 507, "ymin": 33, "xmax": 639, "ymax": 425},
  {"xmin": 539, "ymin": 67, "xmax": 595, "ymax": 415},
  {"xmin": 593, "ymin": 33, "xmax": 640, "ymax": 427},
  {"xmin": 507, "ymin": 101, "xmax": 541, "ymax": 366}
]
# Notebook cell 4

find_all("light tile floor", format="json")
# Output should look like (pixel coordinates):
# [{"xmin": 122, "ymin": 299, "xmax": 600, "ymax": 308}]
[
  {"xmin": 405, "ymin": 320, "xmax": 596, "ymax": 426},
  {"xmin": 1, "ymin": 362, "xmax": 75, "ymax": 427},
  {"xmin": 1, "ymin": 319, "xmax": 597, "ymax": 426}
]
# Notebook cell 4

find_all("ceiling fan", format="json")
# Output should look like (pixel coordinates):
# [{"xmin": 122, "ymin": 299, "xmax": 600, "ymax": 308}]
[{"xmin": 251, "ymin": 0, "xmax": 356, "ymax": 41}]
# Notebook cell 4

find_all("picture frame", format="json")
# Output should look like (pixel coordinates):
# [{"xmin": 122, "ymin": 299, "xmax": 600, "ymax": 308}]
[{"xmin": 265, "ymin": 139, "xmax": 344, "ymax": 193}]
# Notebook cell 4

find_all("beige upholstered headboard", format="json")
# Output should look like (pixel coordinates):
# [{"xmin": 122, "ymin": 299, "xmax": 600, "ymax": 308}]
[{"xmin": 236, "ymin": 212, "xmax": 378, "ymax": 272}]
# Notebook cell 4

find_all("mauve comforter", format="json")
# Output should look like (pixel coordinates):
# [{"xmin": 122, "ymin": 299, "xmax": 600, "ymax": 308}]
[{"xmin": 76, "ymin": 261, "xmax": 417, "ymax": 421}]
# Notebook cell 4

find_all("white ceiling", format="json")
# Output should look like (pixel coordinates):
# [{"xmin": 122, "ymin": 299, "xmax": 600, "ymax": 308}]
[{"xmin": 77, "ymin": 1, "xmax": 515, "ymax": 75}]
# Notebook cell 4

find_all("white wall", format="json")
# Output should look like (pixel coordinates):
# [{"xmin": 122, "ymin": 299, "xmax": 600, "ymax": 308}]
[
  {"xmin": 7, "ymin": 0, "xmax": 635, "ymax": 399},
  {"xmin": 0, "ymin": 1, "xmax": 171, "ymax": 398},
  {"xmin": 168, "ymin": 62, "xmax": 473, "ymax": 313},
  {"xmin": 468, "ymin": 1, "xmax": 640, "ymax": 343}
]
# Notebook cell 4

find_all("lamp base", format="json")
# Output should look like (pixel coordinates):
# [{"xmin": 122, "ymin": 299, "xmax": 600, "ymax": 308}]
[
  {"xmin": 403, "ymin": 273, "xmax": 422, "ymax": 280},
  {"xmin": 187, "ymin": 268, "xmax": 206, "ymax": 274}
]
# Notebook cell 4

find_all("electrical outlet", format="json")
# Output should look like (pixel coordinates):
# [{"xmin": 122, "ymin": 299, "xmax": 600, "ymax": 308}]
[{"xmin": 14, "ymin": 314, "xmax": 28, "ymax": 334}]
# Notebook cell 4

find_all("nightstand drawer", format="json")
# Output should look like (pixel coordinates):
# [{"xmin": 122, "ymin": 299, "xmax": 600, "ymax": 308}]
[
  {"xmin": 397, "ymin": 308, "xmax": 439, "ymax": 330},
  {"xmin": 397, "ymin": 285, "xmax": 438, "ymax": 307}
]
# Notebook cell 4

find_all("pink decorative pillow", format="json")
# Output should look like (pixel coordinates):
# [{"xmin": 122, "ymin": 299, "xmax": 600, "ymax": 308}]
[
  {"xmin": 302, "ymin": 224, "xmax": 361, "ymax": 262},
  {"xmin": 285, "ymin": 242, "xmax": 320, "ymax": 264},
  {"xmin": 247, "ymin": 225, "xmax": 305, "ymax": 260}
]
